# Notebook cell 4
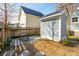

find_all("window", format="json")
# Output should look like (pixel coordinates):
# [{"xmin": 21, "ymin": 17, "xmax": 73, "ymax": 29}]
[
  {"xmin": 72, "ymin": 17, "xmax": 78, "ymax": 22},
  {"xmin": 71, "ymin": 17, "xmax": 79, "ymax": 31}
]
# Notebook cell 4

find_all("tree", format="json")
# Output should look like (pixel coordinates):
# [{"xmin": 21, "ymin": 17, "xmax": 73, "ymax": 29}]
[
  {"xmin": 0, "ymin": 3, "xmax": 16, "ymax": 48},
  {"xmin": 58, "ymin": 3, "xmax": 78, "ymax": 38}
]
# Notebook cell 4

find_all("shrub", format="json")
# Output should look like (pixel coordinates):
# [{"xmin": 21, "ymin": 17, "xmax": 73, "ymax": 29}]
[
  {"xmin": 62, "ymin": 39, "xmax": 71, "ymax": 46},
  {"xmin": 4, "ymin": 38, "xmax": 11, "ymax": 48},
  {"xmin": 77, "ymin": 39, "xmax": 79, "ymax": 42}
]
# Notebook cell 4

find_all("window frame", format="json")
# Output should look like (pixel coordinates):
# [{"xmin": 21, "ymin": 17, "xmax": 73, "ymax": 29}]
[{"xmin": 71, "ymin": 16, "xmax": 79, "ymax": 31}]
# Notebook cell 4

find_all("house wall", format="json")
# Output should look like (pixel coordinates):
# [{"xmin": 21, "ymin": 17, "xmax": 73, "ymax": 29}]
[
  {"xmin": 26, "ymin": 14, "xmax": 41, "ymax": 28},
  {"xmin": 75, "ymin": 31, "xmax": 79, "ymax": 38},
  {"xmin": 71, "ymin": 16, "xmax": 79, "ymax": 31},
  {"xmin": 58, "ymin": 3, "xmax": 79, "ymax": 38},
  {"xmin": 20, "ymin": 9, "xmax": 41, "ymax": 28},
  {"xmin": 19, "ymin": 9, "xmax": 41, "ymax": 36},
  {"xmin": 71, "ymin": 16, "xmax": 79, "ymax": 37},
  {"xmin": 19, "ymin": 9, "xmax": 26, "ymax": 27},
  {"xmin": 58, "ymin": 3, "xmax": 77, "ymax": 31}
]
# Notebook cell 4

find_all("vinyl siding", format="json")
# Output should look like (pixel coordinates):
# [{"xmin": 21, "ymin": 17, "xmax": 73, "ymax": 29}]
[
  {"xmin": 26, "ymin": 14, "xmax": 41, "ymax": 28},
  {"xmin": 40, "ymin": 20, "xmax": 53, "ymax": 40},
  {"xmin": 19, "ymin": 9, "xmax": 26, "ymax": 27},
  {"xmin": 20, "ymin": 9, "xmax": 41, "ymax": 28},
  {"xmin": 61, "ymin": 13, "xmax": 67, "ymax": 39}
]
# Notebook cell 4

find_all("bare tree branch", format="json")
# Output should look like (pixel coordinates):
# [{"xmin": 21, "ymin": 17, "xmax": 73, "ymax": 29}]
[
  {"xmin": 0, "ymin": 3, "xmax": 17, "ymax": 47},
  {"xmin": 0, "ymin": 8, "xmax": 5, "ymax": 11}
]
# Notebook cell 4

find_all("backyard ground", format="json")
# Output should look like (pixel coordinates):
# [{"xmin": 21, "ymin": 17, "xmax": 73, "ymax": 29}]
[
  {"xmin": 31, "ymin": 39, "xmax": 79, "ymax": 56},
  {"xmin": 2, "ymin": 36, "xmax": 79, "ymax": 56}
]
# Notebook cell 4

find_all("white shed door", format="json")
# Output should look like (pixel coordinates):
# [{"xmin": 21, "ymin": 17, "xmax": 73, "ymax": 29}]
[{"xmin": 52, "ymin": 20, "xmax": 59, "ymax": 40}]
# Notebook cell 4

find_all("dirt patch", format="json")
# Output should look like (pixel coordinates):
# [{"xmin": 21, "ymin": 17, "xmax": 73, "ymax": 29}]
[{"xmin": 32, "ymin": 39, "xmax": 79, "ymax": 56}]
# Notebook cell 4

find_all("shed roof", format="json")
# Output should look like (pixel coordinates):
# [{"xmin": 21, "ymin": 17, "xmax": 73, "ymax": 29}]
[
  {"xmin": 39, "ymin": 10, "xmax": 63, "ymax": 21},
  {"xmin": 43, "ymin": 10, "xmax": 63, "ymax": 17},
  {"xmin": 21, "ymin": 6, "xmax": 44, "ymax": 17},
  {"xmin": 39, "ymin": 9, "xmax": 67, "ymax": 21}
]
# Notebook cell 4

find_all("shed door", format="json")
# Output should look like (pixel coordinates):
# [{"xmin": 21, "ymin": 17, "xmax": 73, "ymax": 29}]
[{"xmin": 52, "ymin": 20, "xmax": 59, "ymax": 40}]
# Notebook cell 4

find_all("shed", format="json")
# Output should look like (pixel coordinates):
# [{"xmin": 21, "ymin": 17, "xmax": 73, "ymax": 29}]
[{"xmin": 40, "ymin": 10, "xmax": 68, "ymax": 42}]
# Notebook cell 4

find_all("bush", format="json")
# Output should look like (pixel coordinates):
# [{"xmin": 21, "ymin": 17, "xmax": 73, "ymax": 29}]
[
  {"xmin": 11, "ymin": 36, "xmax": 20, "ymax": 39},
  {"xmin": 62, "ymin": 39, "xmax": 71, "ymax": 45},
  {"xmin": 4, "ymin": 38, "xmax": 11, "ymax": 48},
  {"xmin": 77, "ymin": 39, "xmax": 79, "ymax": 42}
]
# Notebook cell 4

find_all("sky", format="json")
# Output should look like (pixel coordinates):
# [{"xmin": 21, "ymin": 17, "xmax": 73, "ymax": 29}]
[
  {"xmin": 16, "ymin": 3, "xmax": 59, "ymax": 15},
  {"xmin": 11, "ymin": 3, "xmax": 59, "ymax": 24}
]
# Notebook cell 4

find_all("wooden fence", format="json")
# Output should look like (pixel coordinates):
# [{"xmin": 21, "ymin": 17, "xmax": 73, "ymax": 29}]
[{"xmin": 9, "ymin": 27, "xmax": 40, "ymax": 37}]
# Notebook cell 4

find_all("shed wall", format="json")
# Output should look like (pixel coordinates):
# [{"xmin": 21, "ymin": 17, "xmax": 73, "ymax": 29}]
[
  {"xmin": 40, "ymin": 20, "xmax": 53, "ymax": 40},
  {"xmin": 61, "ymin": 13, "xmax": 67, "ymax": 40}
]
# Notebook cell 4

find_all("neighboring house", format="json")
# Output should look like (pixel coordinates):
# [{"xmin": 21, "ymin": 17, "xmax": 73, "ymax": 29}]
[
  {"xmin": 40, "ymin": 9, "xmax": 68, "ymax": 42},
  {"xmin": 0, "ymin": 6, "xmax": 44, "ymax": 51},
  {"xmin": 19, "ymin": 6, "xmax": 44, "ymax": 28},
  {"xmin": 58, "ymin": 3, "xmax": 79, "ymax": 38},
  {"xmin": 0, "ymin": 6, "xmax": 44, "ymax": 40},
  {"xmin": 71, "ymin": 9, "xmax": 79, "ymax": 38}
]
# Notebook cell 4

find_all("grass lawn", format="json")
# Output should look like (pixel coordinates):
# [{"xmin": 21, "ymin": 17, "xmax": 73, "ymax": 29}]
[{"xmin": 68, "ymin": 36, "xmax": 75, "ymax": 38}]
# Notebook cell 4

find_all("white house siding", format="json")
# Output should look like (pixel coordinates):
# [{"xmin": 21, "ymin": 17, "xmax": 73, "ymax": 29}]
[
  {"xmin": 19, "ymin": 9, "xmax": 41, "ymax": 28},
  {"xmin": 26, "ymin": 14, "xmax": 41, "ymax": 28},
  {"xmin": 71, "ymin": 16, "xmax": 79, "ymax": 31},
  {"xmin": 19, "ymin": 9, "xmax": 26, "ymax": 27},
  {"xmin": 74, "ymin": 31, "xmax": 79, "ymax": 38},
  {"xmin": 40, "ymin": 20, "xmax": 53, "ymax": 40},
  {"xmin": 71, "ymin": 16, "xmax": 79, "ymax": 37}
]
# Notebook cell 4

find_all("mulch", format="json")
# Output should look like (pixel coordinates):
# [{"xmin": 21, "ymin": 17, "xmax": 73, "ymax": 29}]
[{"xmin": 32, "ymin": 39, "xmax": 79, "ymax": 56}]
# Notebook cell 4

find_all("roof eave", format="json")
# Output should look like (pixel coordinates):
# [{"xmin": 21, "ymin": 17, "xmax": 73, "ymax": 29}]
[
  {"xmin": 39, "ymin": 9, "xmax": 67, "ymax": 21},
  {"xmin": 39, "ymin": 13, "xmax": 62, "ymax": 21},
  {"xmin": 21, "ymin": 6, "xmax": 44, "ymax": 17}
]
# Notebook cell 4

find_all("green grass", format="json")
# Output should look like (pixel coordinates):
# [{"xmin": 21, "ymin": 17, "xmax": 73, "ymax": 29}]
[
  {"xmin": 68, "ymin": 35, "xmax": 75, "ymax": 39},
  {"xmin": 62, "ymin": 39, "xmax": 71, "ymax": 45}
]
